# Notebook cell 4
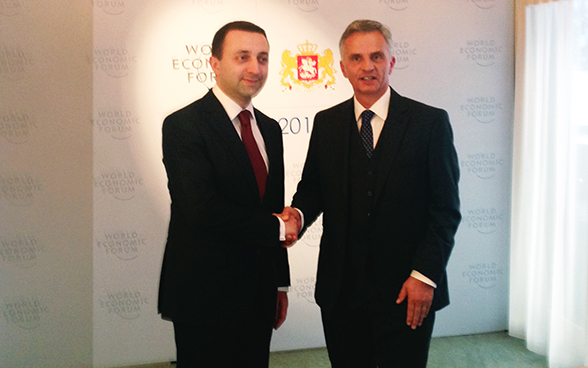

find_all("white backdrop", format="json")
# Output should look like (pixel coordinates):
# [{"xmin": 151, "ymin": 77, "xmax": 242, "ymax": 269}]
[{"xmin": 1, "ymin": 0, "xmax": 514, "ymax": 367}]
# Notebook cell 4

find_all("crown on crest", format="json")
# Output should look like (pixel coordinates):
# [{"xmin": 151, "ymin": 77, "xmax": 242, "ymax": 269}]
[{"xmin": 297, "ymin": 41, "xmax": 318, "ymax": 55}]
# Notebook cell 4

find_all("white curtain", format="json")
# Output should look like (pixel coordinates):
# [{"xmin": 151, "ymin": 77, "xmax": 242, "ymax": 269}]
[{"xmin": 510, "ymin": 1, "xmax": 588, "ymax": 367}]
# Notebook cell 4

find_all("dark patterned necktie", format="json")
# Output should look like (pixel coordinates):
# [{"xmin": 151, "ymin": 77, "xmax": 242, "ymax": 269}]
[
  {"xmin": 360, "ymin": 110, "xmax": 375, "ymax": 158},
  {"xmin": 238, "ymin": 110, "xmax": 267, "ymax": 200}
]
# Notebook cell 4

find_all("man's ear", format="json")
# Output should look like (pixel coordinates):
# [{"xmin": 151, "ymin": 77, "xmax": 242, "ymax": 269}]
[
  {"xmin": 210, "ymin": 56, "xmax": 220, "ymax": 75},
  {"xmin": 389, "ymin": 56, "xmax": 396, "ymax": 74}
]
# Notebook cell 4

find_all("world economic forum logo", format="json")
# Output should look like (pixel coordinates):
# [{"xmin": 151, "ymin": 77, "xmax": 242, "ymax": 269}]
[
  {"xmin": 0, "ymin": 44, "xmax": 33, "ymax": 82},
  {"xmin": 99, "ymin": 289, "xmax": 149, "ymax": 320},
  {"xmin": 193, "ymin": 0, "xmax": 224, "ymax": 13},
  {"xmin": 280, "ymin": 41, "xmax": 336, "ymax": 92},
  {"xmin": 468, "ymin": 0, "xmax": 498, "ymax": 10},
  {"xmin": 2, "ymin": 296, "xmax": 49, "ymax": 330},
  {"xmin": 288, "ymin": 0, "xmax": 319, "ymax": 12},
  {"xmin": 0, "ymin": 173, "xmax": 42, "ymax": 206},
  {"xmin": 0, "ymin": 233, "xmax": 45, "ymax": 269},
  {"xmin": 380, "ymin": 0, "xmax": 409, "ymax": 11},
  {"xmin": 0, "ymin": 0, "xmax": 22, "ymax": 16},
  {"xmin": 0, "ymin": 109, "xmax": 36, "ymax": 144},
  {"xmin": 94, "ymin": 0, "xmax": 126, "ymax": 15}
]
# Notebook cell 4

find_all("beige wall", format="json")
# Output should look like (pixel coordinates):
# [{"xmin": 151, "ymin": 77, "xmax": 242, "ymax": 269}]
[{"xmin": 0, "ymin": 2, "xmax": 94, "ymax": 367}]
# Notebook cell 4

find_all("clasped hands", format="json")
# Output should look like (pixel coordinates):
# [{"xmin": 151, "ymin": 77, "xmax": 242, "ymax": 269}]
[{"xmin": 274, "ymin": 206, "xmax": 301, "ymax": 248}]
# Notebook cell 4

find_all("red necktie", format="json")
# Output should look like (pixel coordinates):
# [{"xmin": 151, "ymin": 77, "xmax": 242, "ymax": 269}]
[{"xmin": 238, "ymin": 110, "xmax": 267, "ymax": 200}]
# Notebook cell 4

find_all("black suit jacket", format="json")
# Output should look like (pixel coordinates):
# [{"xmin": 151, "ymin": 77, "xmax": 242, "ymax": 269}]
[
  {"xmin": 292, "ymin": 88, "xmax": 460, "ymax": 314},
  {"xmin": 158, "ymin": 90, "xmax": 290, "ymax": 324}
]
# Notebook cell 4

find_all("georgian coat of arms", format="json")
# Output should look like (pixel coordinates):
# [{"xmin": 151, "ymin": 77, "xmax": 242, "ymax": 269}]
[{"xmin": 280, "ymin": 41, "xmax": 336, "ymax": 91}]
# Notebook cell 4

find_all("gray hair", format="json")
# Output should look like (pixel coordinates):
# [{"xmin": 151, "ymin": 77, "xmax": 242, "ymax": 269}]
[{"xmin": 339, "ymin": 19, "xmax": 393, "ymax": 57}]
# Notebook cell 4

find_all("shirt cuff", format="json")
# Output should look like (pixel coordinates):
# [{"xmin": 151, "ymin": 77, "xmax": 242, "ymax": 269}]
[
  {"xmin": 277, "ymin": 287, "xmax": 289, "ymax": 292},
  {"xmin": 411, "ymin": 270, "xmax": 437, "ymax": 288},
  {"xmin": 277, "ymin": 217, "xmax": 286, "ymax": 242},
  {"xmin": 294, "ymin": 208, "xmax": 305, "ymax": 230}
]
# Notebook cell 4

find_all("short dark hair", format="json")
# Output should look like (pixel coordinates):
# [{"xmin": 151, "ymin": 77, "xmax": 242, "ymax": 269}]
[
  {"xmin": 339, "ymin": 19, "xmax": 392, "ymax": 57},
  {"xmin": 211, "ymin": 21, "xmax": 267, "ymax": 60}
]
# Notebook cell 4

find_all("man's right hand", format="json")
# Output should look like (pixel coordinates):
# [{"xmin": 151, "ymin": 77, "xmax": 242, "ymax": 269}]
[{"xmin": 278, "ymin": 207, "xmax": 301, "ymax": 248}]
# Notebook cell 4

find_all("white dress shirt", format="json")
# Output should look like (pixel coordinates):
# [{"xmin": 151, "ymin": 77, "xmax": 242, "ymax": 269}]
[{"xmin": 212, "ymin": 86, "xmax": 269, "ymax": 171}]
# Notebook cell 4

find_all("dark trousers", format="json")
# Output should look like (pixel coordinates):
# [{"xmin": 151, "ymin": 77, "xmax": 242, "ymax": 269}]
[
  {"xmin": 172, "ymin": 287, "xmax": 276, "ymax": 367},
  {"xmin": 173, "ymin": 317, "xmax": 273, "ymax": 367},
  {"xmin": 321, "ymin": 288, "xmax": 436, "ymax": 368}
]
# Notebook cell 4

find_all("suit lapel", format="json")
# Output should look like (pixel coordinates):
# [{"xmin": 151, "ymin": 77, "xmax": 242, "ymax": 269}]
[
  {"xmin": 202, "ymin": 91, "xmax": 261, "ymax": 203},
  {"xmin": 372, "ymin": 88, "xmax": 410, "ymax": 205},
  {"xmin": 256, "ymin": 110, "xmax": 280, "ymax": 205},
  {"xmin": 332, "ymin": 99, "xmax": 354, "ymax": 207}
]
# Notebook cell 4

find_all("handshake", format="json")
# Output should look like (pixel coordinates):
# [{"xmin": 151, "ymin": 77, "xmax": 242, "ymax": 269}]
[{"xmin": 274, "ymin": 206, "xmax": 302, "ymax": 248}]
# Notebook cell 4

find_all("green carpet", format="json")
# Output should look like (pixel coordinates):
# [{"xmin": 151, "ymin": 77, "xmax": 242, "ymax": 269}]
[
  {"xmin": 268, "ymin": 332, "xmax": 547, "ymax": 368},
  {"xmin": 125, "ymin": 331, "xmax": 548, "ymax": 368}
]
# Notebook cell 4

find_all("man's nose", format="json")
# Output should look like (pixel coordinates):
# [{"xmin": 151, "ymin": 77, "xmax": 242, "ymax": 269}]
[
  {"xmin": 361, "ymin": 59, "xmax": 374, "ymax": 71},
  {"xmin": 246, "ymin": 59, "xmax": 261, "ymax": 74}
]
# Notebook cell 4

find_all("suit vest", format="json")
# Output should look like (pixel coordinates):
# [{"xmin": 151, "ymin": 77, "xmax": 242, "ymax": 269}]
[{"xmin": 343, "ymin": 119, "xmax": 386, "ymax": 305}]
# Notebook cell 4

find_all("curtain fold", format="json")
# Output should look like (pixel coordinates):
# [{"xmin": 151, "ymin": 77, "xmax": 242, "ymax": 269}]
[{"xmin": 510, "ymin": 1, "xmax": 588, "ymax": 367}]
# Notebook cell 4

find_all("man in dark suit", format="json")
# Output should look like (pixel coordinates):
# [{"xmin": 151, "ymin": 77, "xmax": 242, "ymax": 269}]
[
  {"xmin": 280, "ymin": 20, "xmax": 461, "ymax": 367},
  {"xmin": 158, "ymin": 21, "xmax": 296, "ymax": 367}
]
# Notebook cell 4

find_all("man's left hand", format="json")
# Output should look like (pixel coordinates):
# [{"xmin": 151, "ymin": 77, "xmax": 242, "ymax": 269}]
[
  {"xmin": 396, "ymin": 277, "xmax": 434, "ymax": 330},
  {"xmin": 274, "ymin": 291, "xmax": 288, "ymax": 329}
]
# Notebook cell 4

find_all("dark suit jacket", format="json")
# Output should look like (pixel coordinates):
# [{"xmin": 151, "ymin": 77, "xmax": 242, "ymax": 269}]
[
  {"xmin": 292, "ymin": 87, "xmax": 460, "ymax": 314},
  {"xmin": 158, "ymin": 90, "xmax": 290, "ymax": 324}
]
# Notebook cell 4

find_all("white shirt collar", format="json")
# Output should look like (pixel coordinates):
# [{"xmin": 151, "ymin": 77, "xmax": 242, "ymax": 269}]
[
  {"xmin": 212, "ymin": 85, "xmax": 255, "ymax": 121},
  {"xmin": 353, "ymin": 87, "xmax": 391, "ymax": 122}
]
